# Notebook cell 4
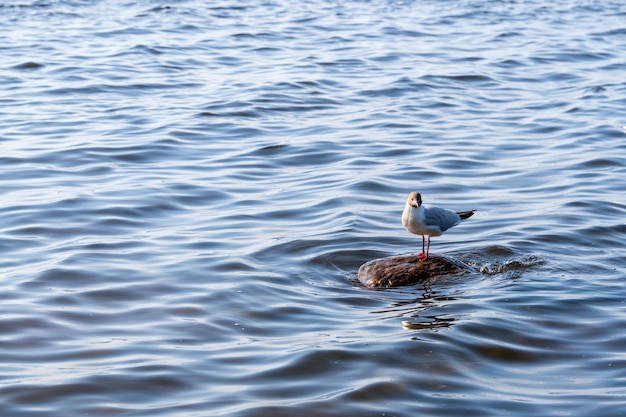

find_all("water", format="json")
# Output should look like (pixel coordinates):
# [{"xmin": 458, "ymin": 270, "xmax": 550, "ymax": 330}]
[{"xmin": 1, "ymin": 0, "xmax": 626, "ymax": 415}]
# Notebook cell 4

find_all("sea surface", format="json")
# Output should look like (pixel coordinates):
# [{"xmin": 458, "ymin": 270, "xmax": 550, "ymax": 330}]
[{"xmin": 1, "ymin": 0, "xmax": 626, "ymax": 416}]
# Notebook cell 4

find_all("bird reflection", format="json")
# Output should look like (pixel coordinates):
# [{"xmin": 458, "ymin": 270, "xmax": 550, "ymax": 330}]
[
  {"xmin": 370, "ymin": 284, "xmax": 458, "ymax": 332},
  {"xmin": 401, "ymin": 315, "xmax": 455, "ymax": 331}
]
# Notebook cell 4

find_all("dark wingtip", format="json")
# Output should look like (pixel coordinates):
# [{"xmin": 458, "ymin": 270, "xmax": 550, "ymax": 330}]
[{"xmin": 457, "ymin": 210, "xmax": 476, "ymax": 220}]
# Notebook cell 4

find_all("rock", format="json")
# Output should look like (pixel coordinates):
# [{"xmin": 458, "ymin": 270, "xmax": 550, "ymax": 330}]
[{"xmin": 357, "ymin": 254, "xmax": 475, "ymax": 288}]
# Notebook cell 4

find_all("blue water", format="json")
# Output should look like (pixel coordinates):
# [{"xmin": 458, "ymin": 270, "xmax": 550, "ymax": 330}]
[{"xmin": 1, "ymin": 0, "xmax": 626, "ymax": 416}]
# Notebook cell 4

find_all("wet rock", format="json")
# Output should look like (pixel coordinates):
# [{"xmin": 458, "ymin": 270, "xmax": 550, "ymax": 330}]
[{"xmin": 357, "ymin": 254, "xmax": 475, "ymax": 288}]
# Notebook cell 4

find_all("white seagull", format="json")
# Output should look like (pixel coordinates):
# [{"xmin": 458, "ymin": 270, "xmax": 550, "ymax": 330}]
[{"xmin": 401, "ymin": 191, "xmax": 475, "ymax": 261}]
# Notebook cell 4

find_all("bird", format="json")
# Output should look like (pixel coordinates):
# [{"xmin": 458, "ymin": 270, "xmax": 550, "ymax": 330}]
[{"xmin": 401, "ymin": 191, "xmax": 475, "ymax": 261}]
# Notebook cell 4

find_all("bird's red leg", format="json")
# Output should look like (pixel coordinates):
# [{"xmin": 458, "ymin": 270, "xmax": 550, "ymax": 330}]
[
  {"xmin": 425, "ymin": 236, "xmax": 431, "ymax": 260},
  {"xmin": 418, "ymin": 235, "xmax": 427, "ymax": 261}
]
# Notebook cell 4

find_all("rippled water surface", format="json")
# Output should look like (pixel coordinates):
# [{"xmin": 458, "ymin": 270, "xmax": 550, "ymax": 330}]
[{"xmin": 2, "ymin": 0, "xmax": 626, "ymax": 416}]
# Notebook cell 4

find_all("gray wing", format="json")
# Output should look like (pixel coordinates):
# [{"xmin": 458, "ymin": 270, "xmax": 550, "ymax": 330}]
[{"xmin": 423, "ymin": 206, "xmax": 461, "ymax": 232}]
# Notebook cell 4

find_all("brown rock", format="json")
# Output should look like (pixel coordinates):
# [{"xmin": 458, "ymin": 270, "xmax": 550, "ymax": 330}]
[{"xmin": 357, "ymin": 254, "xmax": 475, "ymax": 288}]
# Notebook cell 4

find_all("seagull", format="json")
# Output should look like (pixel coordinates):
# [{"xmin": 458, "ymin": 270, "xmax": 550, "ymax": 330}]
[{"xmin": 401, "ymin": 191, "xmax": 475, "ymax": 261}]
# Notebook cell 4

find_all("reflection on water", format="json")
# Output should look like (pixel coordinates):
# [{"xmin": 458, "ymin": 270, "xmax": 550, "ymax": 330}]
[
  {"xmin": 403, "ymin": 316, "xmax": 456, "ymax": 331},
  {"xmin": 1, "ymin": 0, "xmax": 626, "ymax": 416}
]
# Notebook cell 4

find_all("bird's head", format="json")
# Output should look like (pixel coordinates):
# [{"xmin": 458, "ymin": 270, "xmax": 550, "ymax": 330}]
[{"xmin": 407, "ymin": 191, "xmax": 422, "ymax": 208}]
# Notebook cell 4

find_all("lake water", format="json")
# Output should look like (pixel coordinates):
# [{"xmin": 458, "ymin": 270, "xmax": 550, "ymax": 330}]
[{"xmin": 1, "ymin": 0, "xmax": 626, "ymax": 416}]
